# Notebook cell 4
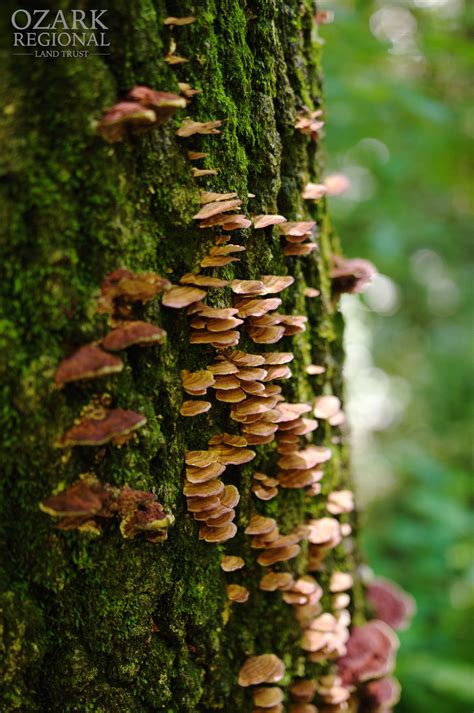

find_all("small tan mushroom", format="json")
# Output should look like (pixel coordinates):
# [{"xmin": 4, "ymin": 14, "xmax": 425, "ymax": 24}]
[
  {"xmin": 192, "ymin": 168, "xmax": 218, "ymax": 177},
  {"xmin": 102, "ymin": 321, "xmax": 166, "ymax": 350},
  {"xmin": 194, "ymin": 198, "xmax": 243, "ymax": 220},
  {"xmin": 221, "ymin": 555, "xmax": 245, "ymax": 571},
  {"xmin": 289, "ymin": 680, "xmax": 317, "ymax": 703},
  {"xmin": 54, "ymin": 345, "xmax": 123, "ymax": 386},
  {"xmin": 199, "ymin": 522, "xmax": 237, "ymax": 542},
  {"xmin": 305, "ymin": 364, "xmax": 325, "ymax": 375},
  {"xmin": 180, "ymin": 400, "xmax": 212, "ymax": 417},
  {"xmin": 162, "ymin": 285, "xmax": 206, "ymax": 308},
  {"xmin": 200, "ymin": 191, "xmax": 238, "ymax": 204},
  {"xmin": 216, "ymin": 388, "xmax": 247, "ymax": 403},
  {"xmin": 97, "ymin": 102, "xmax": 157, "ymax": 143},
  {"xmin": 330, "ymin": 572, "xmax": 354, "ymax": 593},
  {"xmin": 244, "ymin": 515, "xmax": 277, "ymax": 536},
  {"xmin": 176, "ymin": 118, "xmax": 222, "ymax": 137},
  {"xmin": 183, "ymin": 479, "xmax": 225, "ymax": 498},
  {"xmin": 200, "ymin": 255, "xmax": 240, "ymax": 268},
  {"xmin": 186, "ymin": 494, "xmax": 220, "ymax": 513},
  {"xmin": 260, "ymin": 275, "xmax": 295, "ymax": 294},
  {"xmin": 206, "ymin": 508, "xmax": 236, "ymax": 527},
  {"xmin": 259, "ymin": 572, "xmax": 295, "ymax": 591},
  {"xmin": 164, "ymin": 52, "xmax": 189, "ymax": 64},
  {"xmin": 227, "ymin": 584, "xmax": 249, "ymax": 603},
  {"xmin": 304, "ymin": 287, "xmax": 320, "ymax": 298},
  {"xmin": 227, "ymin": 350, "xmax": 266, "ymax": 367},
  {"xmin": 188, "ymin": 151, "xmax": 209, "ymax": 160},
  {"xmin": 253, "ymin": 215, "xmax": 287, "ymax": 229},
  {"xmin": 210, "ymin": 445, "xmax": 256, "ymax": 465},
  {"xmin": 185, "ymin": 450, "xmax": 219, "ymax": 467},
  {"xmin": 236, "ymin": 298, "xmax": 282, "ymax": 318},
  {"xmin": 220, "ymin": 484, "xmax": 241, "ymax": 509},
  {"xmin": 178, "ymin": 82, "xmax": 202, "ymax": 98},
  {"xmin": 327, "ymin": 490, "xmax": 354, "ymax": 515},
  {"xmin": 253, "ymin": 687, "xmax": 284, "ymax": 707},
  {"xmin": 231, "ymin": 279, "xmax": 266, "ymax": 295},
  {"xmin": 181, "ymin": 369, "xmax": 216, "ymax": 394},
  {"xmin": 163, "ymin": 15, "xmax": 196, "ymax": 25},
  {"xmin": 212, "ymin": 375, "xmax": 241, "ymax": 390},
  {"xmin": 283, "ymin": 244, "xmax": 317, "ymax": 256},
  {"xmin": 208, "ymin": 360, "xmax": 239, "ymax": 375},
  {"xmin": 247, "ymin": 326, "xmax": 285, "ymax": 344},
  {"xmin": 58, "ymin": 409, "xmax": 146, "ymax": 447},
  {"xmin": 238, "ymin": 654, "xmax": 285, "ymax": 687},
  {"xmin": 302, "ymin": 182, "xmax": 327, "ymax": 200},
  {"xmin": 186, "ymin": 461, "xmax": 226, "ymax": 483},
  {"xmin": 314, "ymin": 395, "xmax": 341, "ymax": 419},
  {"xmin": 257, "ymin": 544, "xmax": 301, "ymax": 566},
  {"xmin": 324, "ymin": 173, "xmax": 350, "ymax": 196},
  {"xmin": 279, "ymin": 221, "xmax": 316, "ymax": 237},
  {"xmin": 222, "ymin": 215, "xmax": 252, "ymax": 230},
  {"xmin": 277, "ymin": 446, "xmax": 331, "ymax": 470}
]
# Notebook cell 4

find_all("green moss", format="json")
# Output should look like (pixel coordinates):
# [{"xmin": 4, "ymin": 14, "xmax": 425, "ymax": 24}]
[{"xmin": 0, "ymin": 0, "xmax": 353, "ymax": 710}]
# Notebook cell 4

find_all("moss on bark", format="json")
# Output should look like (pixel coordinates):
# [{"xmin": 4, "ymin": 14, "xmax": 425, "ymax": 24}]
[{"xmin": 0, "ymin": 1, "xmax": 356, "ymax": 711}]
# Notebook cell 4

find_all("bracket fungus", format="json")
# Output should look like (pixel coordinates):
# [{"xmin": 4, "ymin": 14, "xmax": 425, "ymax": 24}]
[
  {"xmin": 366, "ymin": 578, "xmax": 416, "ymax": 630},
  {"xmin": 101, "ymin": 321, "xmax": 166, "ymax": 350},
  {"xmin": 54, "ymin": 345, "xmax": 123, "ymax": 387},
  {"xmin": 58, "ymin": 409, "xmax": 146, "ymax": 447},
  {"xmin": 238, "ymin": 654, "xmax": 285, "ymax": 687},
  {"xmin": 331, "ymin": 256, "xmax": 377, "ymax": 295},
  {"xmin": 337, "ymin": 620, "xmax": 400, "ymax": 686}
]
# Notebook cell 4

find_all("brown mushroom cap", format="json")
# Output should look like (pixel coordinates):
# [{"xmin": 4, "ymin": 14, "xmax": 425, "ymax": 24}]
[
  {"xmin": 181, "ymin": 369, "xmax": 216, "ymax": 393},
  {"xmin": 102, "ymin": 321, "xmax": 166, "ymax": 350},
  {"xmin": 289, "ymin": 680, "xmax": 317, "ymax": 703},
  {"xmin": 279, "ymin": 221, "xmax": 316, "ymax": 237},
  {"xmin": 366, "ymin": 578, "xmax": 416, "ymax": 630},
  {"xmin": 253, "ymin": 215, "xmax": 287, "ymax": 229},
  {"xmin": 277, "ymin": 446, "xmax": 331, "ymax": 470},
  {"xmin": 283, "ymin": 244, "xmax": 317, "ymax": 256},
  {"xmin": 54, "ymin": 345, "xmax": 123, "ymax": 386},
  {"xmin": 200, "ymin": 191, "xmax": 238, "ymax": 204},
  {"xmin": 183, "ymin": 479, "xmax": 225, "ymax": 498},
  {"xmin": 253, "ymin": 687, "xmax": 284, "ymax": 707},
  {"xmin": 221, "ymin": 555, "xmax": 245, "ymax": 571},
  {"xmin": 330, "ymin": 572, "xmax": 354, "ymax": 593},
  {"xmin": 162, "ymin": 285, "xmax": 207, "ymax": 308},
  {"xmin": 227, "ymin": 350, "xmax": 266, "ymax": 367},
  {"xmin": 259, "ymin": 572, "xmax": 295, "ymax": 591},
  {"xmin": 337, "ymin": 620, "xmax": 399, "ymax": 686},
  {"xmin": 331, "ymin": 256, "xmax": 377, "ymax": 295},
  {"xmin": 220, "ymin": 484, "xmax": 241, "ymax": 509},
  {"xmin": 314, "ymin": 395, "xmax": 342, "ymax": 419},
  {"xmin": 58, "ymin": 409, "xmax": 146, "ymax": 447},
  {"xmin": 257, "ymin": 544, "xmax": 301, "ymax": 566},
  {"xmin": 302, "ymin": 182, "xmax": 327, "ymax": 200},
  {"xmin": 226, "ymin": 584, "xmax": 250, "ymax": 603},
  {"xmin": 236, "ymin": 297, "xmax": 282, "ymax": 318},
  {"xmin": 180, "ymin": 401, "xmax": 212, "ymax": 417},
  {"xmin": 260, "ymin": 275, "xmax": 295, "ymax": 294},
  {"xmin": 194, "ymin": 198, "xmax": 243, "ymax": 220},
  {"xmin": 231, "ymin": 279, "xmax": 266, "ymax": 295},
  {"xmin": 98, "ymin": 269, "xmax": 170, "ymax": 313},
  {"xmin": 185, "ymin": 450, "xmax": 219, "ymax": 467},
  {"xmin": 199, "ymin": 522, "xmax": 237, "ymax": 542},
  {"xmin": 97, "ymin": 102, "xmax": 157, "ymax": 143},
  {"xmin": 40, "ymin": 476, "xmax": 106, "ymax": 517},
  {"xmin": 127, "ymin": 86, "xmax": 187, "ymax": 120},
  {"xmin": 244, "ymin": 515, "xmax": 277, "ymax": 535},
  {"xmin": 176, "ymin": 118, "xmax": 222, "ymax": 137},
  {"xmin": 179, "ymin": 273, "xmax": 229, "ymax": 288},
  {"xmin": 238, "ymin": 654, "xmax": 285, "ymax": 687},
  {"xmin": 361, "ymin": 676, "xmax": 401, "ymax": 710}
]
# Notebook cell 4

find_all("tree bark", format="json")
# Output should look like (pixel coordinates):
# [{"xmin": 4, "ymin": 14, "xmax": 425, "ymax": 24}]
[{"xmin": 0, "ymin": 1, "xmax": 355, "ymax": 711}]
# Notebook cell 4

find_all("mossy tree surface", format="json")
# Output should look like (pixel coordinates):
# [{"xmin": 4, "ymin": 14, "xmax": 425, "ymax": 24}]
[{"xmin": 0, "ymin": 1, "xmax": 354, "ymax": 711}]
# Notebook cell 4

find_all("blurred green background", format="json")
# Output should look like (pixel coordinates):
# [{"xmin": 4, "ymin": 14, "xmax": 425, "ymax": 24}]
[{"xmin": 320, "ymin": 0, "xmax": 473, "ymax": 711}]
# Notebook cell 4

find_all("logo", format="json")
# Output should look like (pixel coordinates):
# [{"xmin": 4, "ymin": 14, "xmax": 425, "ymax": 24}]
[{"xmin": 11, "ymin": 9, "xmax": 110, "ymax": 58}]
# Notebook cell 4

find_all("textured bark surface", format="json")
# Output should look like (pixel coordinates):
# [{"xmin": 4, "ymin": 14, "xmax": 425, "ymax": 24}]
[{"xmin": 0, "ymin": 1, "xmax": 356, "ymax": 711}]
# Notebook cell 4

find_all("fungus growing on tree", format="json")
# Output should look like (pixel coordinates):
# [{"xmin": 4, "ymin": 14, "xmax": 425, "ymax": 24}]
[
  {"xmin": 337, "ymin": 620, "xmax": 400, "ymax": 686},
  {"xmin": 226, "ymin": 584, "xmax": 249, "ymax": 603},
  {"xmin": 290, "ymin": 679, "xmax": 318, "ymax": 703},
  {"xmin": 324, "ymin": 173, "xmax": 350, "ymax": 196},
  {"xmin": 180, "ymin": 401, "xmax": 212, "ymax": 417},
  {"xmin": 97, "ymin": 102, "xmax": 157, "ymax": 143},
  {"xmin": 253, "ymin": 215, "xmax": 287, "ymax": 229},
  {"xmin": 102, "ymin": 321, "xmax": 166, "ymax": 350},
  {"xmin": 162, "ymin": 285, "xmax": 207, "ymax": 308},
  {"xmin": 127, "ymin": 86, "xmax": 187, "ymax": 120},
  {"xmin": 98, "ymin": 269, "xmax": 171, "ymax": 315},
  {"xmin": 238, "ymin": 654, "xmax": 285, "ymax": 687},
  {"xmin": 253, "ymin": 687, "xmax": 284, "ymax": 707},
  {"xmin": 58, "ymin": 409, "xmax": 146, "ymax": 447},
  {"xmin": 54, "ymin": 345, "xmax": 123, "ymax": 386},
  {"xmin": 221, "ymin": 555, "xmax": 245, "ymax": 572},
  {"xmin": 366, "ymin": 578, "xmax": 416, "ymax": 630},
  {"xmin": 163, "ymin": 16, "xmax": 196, "ymax": 26},
  {"xmin": 360, "ymin": 676, "xmax": 401, "ymax": 711},
  {"xmin": 176, "ymin": 118, "xmax": 222, "ymax": 137},
  {"xmin": 295, "ymin": 109, "xmax": 324, "ymax": 140},
  {"xmin": 331, "ymin": 256, "xmax": 377, "ymax": 295},
  {"xmin": 302, "ymin": 182, "xmax": 327, "ymax": 200}
]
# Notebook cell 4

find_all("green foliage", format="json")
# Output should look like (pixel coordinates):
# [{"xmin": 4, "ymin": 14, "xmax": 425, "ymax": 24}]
[{"xmin": 322, "ymin": 1, "xmax": 473, "ymax": 711}]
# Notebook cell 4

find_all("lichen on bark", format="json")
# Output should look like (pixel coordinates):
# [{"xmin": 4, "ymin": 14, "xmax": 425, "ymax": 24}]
[{"xmin": 0, "ymin": 1, "xmax": 356, "ymax": 711}]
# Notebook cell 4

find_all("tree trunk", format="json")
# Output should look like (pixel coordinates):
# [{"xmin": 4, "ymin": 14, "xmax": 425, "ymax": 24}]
[{"xmin": 0, "ymin": 1, "xmax": 355, "ymax": 711}]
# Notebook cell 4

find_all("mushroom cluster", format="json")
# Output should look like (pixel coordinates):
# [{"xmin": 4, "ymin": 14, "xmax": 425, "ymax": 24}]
[
  {"xmin": 238, "ymin": 654, "xmax": 286, "ymax": 712},
  {"xmin": 40, "ymin": 474, "xmax": 173, "ymax": 541}
]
